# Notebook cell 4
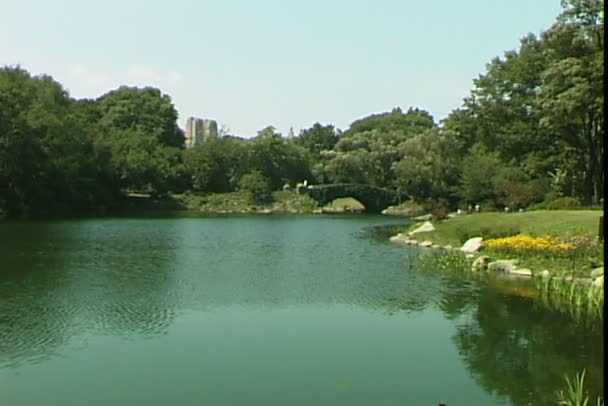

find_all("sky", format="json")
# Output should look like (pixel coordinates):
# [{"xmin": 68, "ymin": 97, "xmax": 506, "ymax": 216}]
[{"xmin": 1, "ymin": 0, "xmax": 563, "ymax": 138}]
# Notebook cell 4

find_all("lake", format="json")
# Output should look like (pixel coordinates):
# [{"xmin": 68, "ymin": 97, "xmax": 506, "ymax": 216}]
[{"xmin": 0, "ymin": 215, "xmax": 603, "ymax": 405}]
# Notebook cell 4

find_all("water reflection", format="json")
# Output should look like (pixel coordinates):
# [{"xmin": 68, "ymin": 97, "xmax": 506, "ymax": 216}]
[
  {"xmin": 0, "ymin": 217, "xmax": 603, "ymax": 406},
  {"xmin": 437, "ymin": 275, "xmax": 604, "ymax": 406},
  {"xmin": 0, "ymin": 220, "xmax": 180, "ymax": 367}
]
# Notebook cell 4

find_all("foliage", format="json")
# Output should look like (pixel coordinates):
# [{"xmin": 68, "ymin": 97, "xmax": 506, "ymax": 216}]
[
  {"xmin": 238, "ymin": 171, "xmax": 273, "ymax": 204},
  {"xmin": 545, "ymin": 197, "xmax": 583, "ymax": 210},
  {"xmin": 416, "ymin": 251, "xmax": 470, "ymax": 273},
  {"xmin": 536, "ymin": 277, "xmax": 604, "ymax": 322},
  {"xmin": 296, "ymin": 123, "xmax": 340, "ymax": 155},
  {"xmin": 183, "ymin": 137, "xmax": 247, "ymax": 193},
  {"xmin": 1, "ymin": 1, "xmax": 604, "ymax": 218},
  {"xmin": 557, "ymin": 369, "xmax": 605, "ymax": 406},
  {"xmin": 393, "ymin": 129, "xmax": 460, "ymax": 204},
  {"xmin": 0, "ymin": 67, "xmax": 119, "ymax": 217}
]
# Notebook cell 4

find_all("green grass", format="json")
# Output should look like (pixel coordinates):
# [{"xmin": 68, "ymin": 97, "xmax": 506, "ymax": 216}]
[
  {"xmin": 403, "ymin": 210, "xmax": 604, "ymax": 317},
  {"xmin": 404, "ymin": 210, "xmax": 604, "ymax": 277},
  {"xmin": 558, "ymin": 370, "xmax": 605, "ymax": 406},
  {"xmin": 409, "ymin": 210, "xmax": 603, "ymax": 247}
]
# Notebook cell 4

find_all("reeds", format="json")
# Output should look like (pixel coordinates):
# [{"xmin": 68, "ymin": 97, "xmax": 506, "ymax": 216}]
[
  {"xmin": 535, "ymin": 278, "xmax": 604, "ymax": 322},
  {"xmin": 416, "ymin": 251, "xmax": 470, "ymax": 273},
  {"xmin": 557, "ymin": 369, "xmax": 604, "ymax": 406}
]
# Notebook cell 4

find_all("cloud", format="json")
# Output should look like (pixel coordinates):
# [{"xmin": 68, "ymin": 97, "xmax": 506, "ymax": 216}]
[
  {"xmin": 66, "ymin": 63, "xmax": 114, "ymax": 93},
  {"xmin": 63, "ymin": 63, "xmax": 183, "ymax": 98},
  {"xmin": 126, "ymin": 64, "xmax": 162, "ymax": 84}
]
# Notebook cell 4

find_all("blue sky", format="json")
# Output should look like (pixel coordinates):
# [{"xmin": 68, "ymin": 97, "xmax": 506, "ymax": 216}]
[{"xmin": 1, "ymin": 0, "xmax": 562, "ymax": 137}]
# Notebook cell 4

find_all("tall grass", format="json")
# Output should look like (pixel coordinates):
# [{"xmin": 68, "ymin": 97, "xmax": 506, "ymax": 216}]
[
  {"xmin": 416, "ymin": 251, "xmax": 471, "ymax": 273},
  {"xmin": 535, "ymin": 278, "xmax": 604, "ymax": 322},
  {"xmin": 558, "ymin": 370, "xmax": 604, "ymax": 406}
]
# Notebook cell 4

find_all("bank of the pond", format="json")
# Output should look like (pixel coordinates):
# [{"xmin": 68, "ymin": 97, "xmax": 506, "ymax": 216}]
[
  {"xmin": 117, "ymin": 191, "xmax": 319, "ymax": 215},
  {"xmin": 390, "ymin": 210, "xmax": 605, "ymax": 319},
  {"xmin": 119, "ymin": 192, "xmax": 393, "ymax": 215}
]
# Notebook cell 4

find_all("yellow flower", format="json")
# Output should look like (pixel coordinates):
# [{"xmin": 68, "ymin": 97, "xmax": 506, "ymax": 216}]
[{"xmin": 485, "ymin": 234, "xmax": 575, "ymax": 254}]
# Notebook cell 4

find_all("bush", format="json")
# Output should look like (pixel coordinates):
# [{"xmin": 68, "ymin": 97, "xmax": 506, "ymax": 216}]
[
  {"xmin": 456, "ymin": 226, "xmax": 521, "ymax": 244},
  {"xmin": 545, "ymin": 197, "xmax": 582, "ymax": 210},
  {"xmin": 432, "ymin": 206, "xmax": 449, "ymax": 221},
  {"xmin": 238, "ymin": 171, "xmax": 273, "ymax": 204}
]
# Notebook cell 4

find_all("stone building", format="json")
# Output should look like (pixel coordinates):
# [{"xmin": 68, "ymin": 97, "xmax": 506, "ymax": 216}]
[{"xmin": 185, "ymin": 117, "xmax": 218, "ymax": 148}]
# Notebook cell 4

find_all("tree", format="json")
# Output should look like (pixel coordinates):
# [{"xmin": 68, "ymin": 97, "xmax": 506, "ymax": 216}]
[
  {"xmin": 97, "ymin": 86, "xmax": 184, "ymax": 148},
  {"xmin": 95, "ymin": 86, "xmax": 187, "ymax": 195},
  {"xmin": 0, "ymin": 66, "xmax": 119, "ymax": 217},
  {"xmin": 245, "ymin": 126, "xmax": 312, "ymax": 189},
  {"xmin": 457, "ymin": 144, "xmax": 502, "ymax": 206},
  {"xmin": 393, "ymin": 130, "xmax": 460, "ymax": 204},
  {"xmin": 538, "ymin": 0, "xmax": 604, "ymax": 204},
  {"xmin": 238, "ymin": 170, "xmax": 273, "ymax": 204},
  {"xmin": 183, "ymin": 137, "xmax": 247, "ymax": 193},
  {"xmin": 296, "ymin": 123, "xmax": 340, "ymax": 154}
]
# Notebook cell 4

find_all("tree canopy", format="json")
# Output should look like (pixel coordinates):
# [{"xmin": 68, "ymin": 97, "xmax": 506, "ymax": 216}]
[{"xmin": 1, "ymin": 0, "xmax": 603, "ymax": 218}]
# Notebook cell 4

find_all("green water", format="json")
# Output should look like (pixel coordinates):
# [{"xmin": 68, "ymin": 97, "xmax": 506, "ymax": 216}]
[{"xmin": 0, "ymin": 215, "xmax": 603, "ymax": 405}]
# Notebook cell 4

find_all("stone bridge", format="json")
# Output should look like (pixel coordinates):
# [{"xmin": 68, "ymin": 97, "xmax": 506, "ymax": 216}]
[{"xmin": 301, "ymin": 183, "xmax": 399, "ymax": 213}]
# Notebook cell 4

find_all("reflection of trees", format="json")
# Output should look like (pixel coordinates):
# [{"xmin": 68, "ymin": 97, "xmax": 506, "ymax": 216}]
[
  {"xmin": 436, "ymin": 276, "xmax": 480, "ymax": 320},
  {"xmin": 0, "ymin": 221, "xmax": 179, "ymax": 367},
  {"xmin": 0, "ymin": 222, "xmax": 74, "ymax": 367},
  {"xmin": 448, "ymin": 287, "xmax": 604, "ymax": 405}
]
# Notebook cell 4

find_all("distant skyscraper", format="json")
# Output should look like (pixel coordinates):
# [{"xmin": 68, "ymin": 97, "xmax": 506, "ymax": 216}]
[{"xmin": 185, "ymin": 117, "xmax": 218, "ymax": 148}]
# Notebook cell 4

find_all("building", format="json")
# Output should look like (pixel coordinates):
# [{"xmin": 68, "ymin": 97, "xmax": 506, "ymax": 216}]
[{"xmin": 185, "ymin": 117, "xmax": 218, "ymax": 148}]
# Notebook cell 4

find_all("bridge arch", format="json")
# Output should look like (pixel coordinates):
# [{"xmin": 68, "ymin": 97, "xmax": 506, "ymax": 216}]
[{"xmin": 301, "ymin": 183, "xmax": 398, "ymax": 213}]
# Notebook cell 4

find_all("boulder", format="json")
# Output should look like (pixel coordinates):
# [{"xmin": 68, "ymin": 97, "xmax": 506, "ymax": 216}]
[
  {"xmin": 590, "ymin": 267, "xmax": 604, "ymax": 278},
  {"xmin": 389, "ymin": 233, "xmax": 410, "ymax": 244},
  {"xmin": 419, "ymin": 240, "xmax": 433, "ymax": 248},
  {"xmin": 592, "ymin": 275, "xmax": 603, "ymax": 288},
  {"xmin": 471, "ymin": 255, "xmax": 491, "ymax": 272},
  {"xmin": 536, "ymin": 270, "xmax": 551, "ymax": 279},
  {"xmin": 460, "ymin": 237, "xmax": 483, "ymax": 254},
  {"xmin": 443, "ymin": 245, "xmax": 453, "ymax": 251},
  {"xmin": 408, "ymin": 221, "xmax": 435, "ymax": 236},
  {"xmin": 487, "ymin": 259, "xmax": 518, "ymax": 273},
  {"xmin": 509, "ymin": 268, "xmax": 533, "ymax": 277}
]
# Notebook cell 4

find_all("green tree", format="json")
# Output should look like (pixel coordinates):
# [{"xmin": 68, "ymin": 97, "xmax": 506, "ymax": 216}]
[
  {"xmin": 97, "ymin": 86, "xmax": 184, "ymax": 148},
  {"xmin": 0, "ymin": 67, "xmax": 119, "ymax": 217},
  {"xmin": 457, "ymin": 144, "xmax": 502, "ymax": 206},
  {"xmin": 296, "ymin": 123, "xmax": 340, "ymax": 154},
  {"xmin": 183, "ymin": 137, "xmax": 247, "ymax": 192},
  {"xmin": 393, "ymin": 130, "xmax": 460, "ymax": 204},
  {"xmin": 238, "ymin": 170, "xmax": 273, "ymax": 204},
  {"xmin": 245, "ymin": 126, "xmax": 312, "ymax": 189},
  {"xmin": 538, "ymin": 0, "xmax": 604, "ymax": 204},
  {"xmin": 95, "ymin": 86, "xmax": 187, "ymax": 195}
]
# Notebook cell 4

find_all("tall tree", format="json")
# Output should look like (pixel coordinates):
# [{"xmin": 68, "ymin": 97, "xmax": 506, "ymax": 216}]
[{"xmin": 538, "ymin": 0, "xmax": 604, "ymax": 204}]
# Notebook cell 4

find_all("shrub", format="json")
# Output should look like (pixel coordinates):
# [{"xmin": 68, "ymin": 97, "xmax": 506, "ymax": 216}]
[
  {"xmin": 238, "ymin": 171, "xmax": 273, "ymax": 204},
  {"xmin": 432, "ymin": 206, "xmax": 449, "ymax": 221},
  {"xmin": 545, "ymin": 197, "xmax": 582, "ymax": 210},
  {"xmin": 456, "ymin": 226, "xmax": 521, "ymax": 244}
]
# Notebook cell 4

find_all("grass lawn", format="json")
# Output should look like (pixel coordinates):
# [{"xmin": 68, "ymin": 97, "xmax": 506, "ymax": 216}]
[
  {"xmin": 413, "ymin": 210, "xmax": 603, "ymax": 246},
  {"xmin": 408, "ymin": 210, "xmax": 604, "ymax": 277}
]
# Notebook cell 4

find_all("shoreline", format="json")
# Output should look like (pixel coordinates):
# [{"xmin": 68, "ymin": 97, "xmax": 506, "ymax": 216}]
[{"xmin": 388, "ymin": 213, "xmax": 604, "ymax": 319}]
